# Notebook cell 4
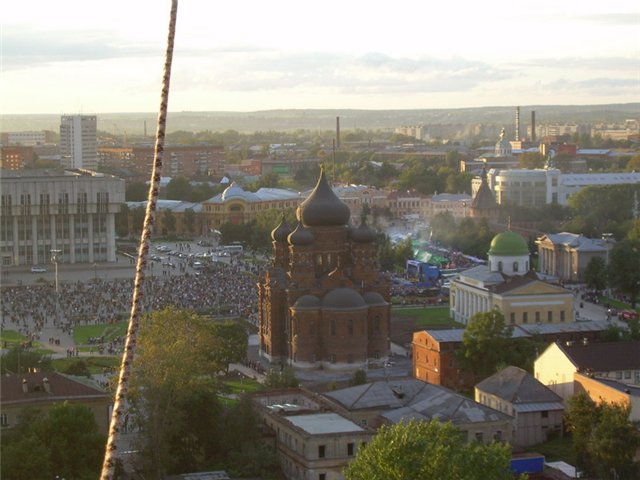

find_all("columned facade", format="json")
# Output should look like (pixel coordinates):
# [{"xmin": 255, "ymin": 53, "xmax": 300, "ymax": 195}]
[{"xmin": 0, "ymin": 170, "xmax": 124, "ymax": 266}]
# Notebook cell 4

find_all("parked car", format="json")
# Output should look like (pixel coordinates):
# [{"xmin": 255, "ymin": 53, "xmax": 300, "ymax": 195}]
[
  {"xmin": 620, "ymin": 310, "xmax": 639, "ymax": 321},
  {"xmin": 30, "ymin": 266, "xmax": 47, "ymax": 273}
]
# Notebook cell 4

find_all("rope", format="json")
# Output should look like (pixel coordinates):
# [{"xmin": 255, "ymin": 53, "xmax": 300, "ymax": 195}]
[{"xmin": 100, "ymin": 1, "xmax": 178, "ymax": 477}]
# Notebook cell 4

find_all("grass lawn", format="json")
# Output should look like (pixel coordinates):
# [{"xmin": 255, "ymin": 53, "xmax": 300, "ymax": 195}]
[
  {"xmin": 525, "ymin": 435, "xmax": 575, "ymax": 465},
  {"xmin": 52, "ymin": 355, "xmax": 121, "ymax": 374},
  {"xmin": 392, "ymin": 306, "xmax": 462, "ymax": 327},
  {"xmin": 598, "ymin": 296, "xmax": 639, "ymax": 312},
  {"xmin": 0, "ymin": 329, "xmax": 27, "ymax": 346},
  {"xmin": 224, "ymin": 378, "xmax": 263, "ymax": 395},
  {"xmin": 73, "ymin": 322, "xmax": 128, "ymax": 345}
]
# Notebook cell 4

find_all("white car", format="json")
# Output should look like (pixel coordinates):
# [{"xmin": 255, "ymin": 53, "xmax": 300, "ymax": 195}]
[{"xmin": 30, "ymin": 266, "xmax": 47, "ymax": 273}]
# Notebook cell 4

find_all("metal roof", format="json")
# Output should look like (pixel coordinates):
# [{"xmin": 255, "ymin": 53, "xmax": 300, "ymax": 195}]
[
  {"xmin": 512, "ymin": 402, "xmax": 565, "ymax": 413},
  {"xmin": 286, "ymin": 412, "xmax": 364, "ymax": 435}
]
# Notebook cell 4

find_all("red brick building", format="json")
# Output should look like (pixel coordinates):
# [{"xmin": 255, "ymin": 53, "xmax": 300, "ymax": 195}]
[{"xmin": 258, "ymin": 168, "xmax": 391, "ymax": 369}]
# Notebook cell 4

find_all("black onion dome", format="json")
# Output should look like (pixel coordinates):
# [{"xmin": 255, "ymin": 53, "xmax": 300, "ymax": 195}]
[
  {"xmin": 351, "ymin": 219, "xmax": 376, "ymax": 243},
  {"xmin": 363, "ymin": 291, "xmax": 387, "ymax": 306},
  {"xmin": 297, "ymin": 167, "xmax": 350, "ymax": 227},
  {"xmin": 322, "ymin": 288, "xmax": 366, "ymax": 310},
  {"xmin": 288, "ymin": 222, "xmax": 314, "ymax": 246},
  {"xmin": 271, "ymin": 215, "xmax": 292, "ymax": 242},
  {"xmin": 292, "ymin": 295, "xmax": 321, "ymax": 310}
]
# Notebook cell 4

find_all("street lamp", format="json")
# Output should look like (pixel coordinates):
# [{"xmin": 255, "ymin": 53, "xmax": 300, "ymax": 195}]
[{"xmin": 51, "ymin": 249, "xmax": 61, "ymax": 326}]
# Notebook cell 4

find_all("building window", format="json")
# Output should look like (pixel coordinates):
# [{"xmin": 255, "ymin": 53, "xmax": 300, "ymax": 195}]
[
  {"xmin": 560, "ymin": 310, "xmax": 565, "ymax": 322},
  {"xmin": 548, "ymin": 311, "xmax": 553, "ymax": 323},
  {"xmin": 494, "ymin": 430, "xmax": 502, "ymax": 441},
  {"xmin": 513, "ymin": 262, "xmax": 518, "ymax": 272},
  {"xmin": 318, "ymin": 445, "xmax": 326, "ymax": 458},
  {"xmin": 475, "ymin": 432, "xmax": 484, "ymax": 442},
  {"xmin": 348, "ymin": 319, "xmax": 353, "ymax": 335},
  {"xmin": 535, "ymin": 311, "xmax": 540, "ymax": 323},
  {"xmin": 330, "ymin": 354, "xmax": 336, "ymax": 364},
  {"xmin": 523, "ymin": 312, "xmax": 528, "ymax": 324},
  {"xmin": 541, "ymin": 411, "xmax": 549, "ymax": 419},
  {"xmin": 347, "ymin": 443, "xmax": 354, "ymax": 456},
  {"xmin": 498, "ymin": 261, "xmax": 503, "ymax": 272},
  {"xmin": 319, "ymin": 475, "xmax": 326, "ymax": 480},
  {"xmin": 0, "ymin": 413, "xmax": 7, "ymax": 427},
  {"xmin": 510, "ymin": 313, "xmax": 515, "ymax": 324},
  {"xmin": 331, "ymin": 319, "xmax": 336, "ymax": 336}
]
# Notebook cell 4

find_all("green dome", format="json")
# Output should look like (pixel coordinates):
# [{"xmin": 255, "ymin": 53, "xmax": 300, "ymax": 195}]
[{"xmin": 488, "ymin": 231, "xmax": 529, "ymax": 256}]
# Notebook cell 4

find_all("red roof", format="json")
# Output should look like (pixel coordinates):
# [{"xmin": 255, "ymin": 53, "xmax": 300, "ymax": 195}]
[{"xmin": 1, "ymin": 371, "xmax": 108, "ymax": 405}]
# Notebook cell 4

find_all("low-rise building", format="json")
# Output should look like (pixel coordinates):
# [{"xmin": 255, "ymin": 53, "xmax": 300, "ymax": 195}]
[
  {"xmin": 323, "ymin": 379, "xmax": 513, "ymax": 444},
  {"xmin": 413, "ymin": 320, "xmax": 611, "ymax": 391},
  {"xmin": 202, "ymin": 182, "xmax": 303, "ymax": 228},
  {"xmin": 450, "ymin": 230, "xmax": 574, "ymax": 326},
  {"xmin": 252, "ymin": 389, "xmax": 373, "ymax": 480},
  {"xmin": 475, "ymin": 366, "xmax": 564, "ymax": 447},
  {"xmin": 428, "ymin": 193, "xmax": 472, "ymax": 219},
  {"xmin": 536, "ymin": 232, "xmax": 614, "ymax": 282},
  {"xmin": 574, "ymin": 372, "xmax": 640, "ymax": 421},
  {"xmin": 0, "ymin": 372, "xmax": 111, "ymax": 435},
  {"xmin": 534, "ymin": 340, "xmax": 640, "ymax": 400}
]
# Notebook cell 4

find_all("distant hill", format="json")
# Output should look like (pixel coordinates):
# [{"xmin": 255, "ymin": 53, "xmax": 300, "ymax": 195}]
[{"xmin": 2, "ymin": 104, "xmax": 638, "ymax": 135}]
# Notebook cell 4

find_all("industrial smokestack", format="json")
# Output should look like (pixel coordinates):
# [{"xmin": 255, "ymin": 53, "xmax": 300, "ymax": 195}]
[
  {"xmin": 336, "ymin": 116, "xmax": 341, "ymax": 149},
  {"xmin": 515, "ymin": 106, "xmax": 520, "ymax": 142},
  {"xmin": 531, "ymin": 111, "xmax": 536, "ymax": 142}
]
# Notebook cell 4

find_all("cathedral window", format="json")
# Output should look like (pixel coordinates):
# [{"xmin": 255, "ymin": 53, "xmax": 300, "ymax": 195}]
[
  {"xmin": 513, "ymin": 262, "xmax": 519, "ymax": 272},
  {"xmin": 373, "ymin": 315, "xmax": 380, "ymax": 332},
  {"xmin": 309, "ymin": 321, "xmax": 315, "ymax": 336},
  {"xmin": 330, "ymin": 319, "xmax": 336, "ymax": 336},
  {"xmin": 498, "ymin": 261, "xmax": 503, "ymax": 272},
  {"xmin": 348, "ymin": 319, "xmax": 353, "ymax": 335},
  {"xmin": 316, "ymin": 254, "xmax": 323, "ymax": 266}
]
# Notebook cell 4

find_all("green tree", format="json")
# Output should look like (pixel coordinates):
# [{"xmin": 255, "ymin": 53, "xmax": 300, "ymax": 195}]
[
  {"xmin": 165, "ymin": 176, "xmax": 193, "ymax": 200},
  {"xmin": 130, "ymin": 308, "xmax": 224, "ymax": 477},
  {"xmin": 457, "ymin": 310, "xmax": 513, "ymax": 378},
  {"xmin": 344, "ymin": 419, "xmax": 516, "ymax": 480},
  {"xmin": 0, "ymin": 404, "xmax": 105, "ymax": 480},
  {"xmin": 350, "ymin": 369, "xmax": 368, "ymax": 386},
  {"xmin": 264, "ymin": 366, "xmax": 299, "ymax": 389},
  {"xmin": 183, "ymin": 207, "xmax": 196, "ymax": 235},
  {"xmin": 565, "ymin": 393, "xmax": 640, "ymax": 479},
  {"xmin": 607, "ymin": 239, "xmax": 640, "ymax": 308},
  {"xmin": 625, "ymin": 155, "xmax": 640, "ymax": 172},
  {"xmin": 0, "ymin": 346, "xmax": 53, "ymax": 374},
  {"xmin": 518, "ymin": 152, "xmax": 546, "ymax": 169},
  {"xmin": 210, "ymin": 321, "xmax": 249, "ymax": 374},
  {"xmin": 583, "ymin": 256, "xmax": 607, "ymax": 293},
  {"xmin": 162, "ymin": 210, "xmax": 177, "ymax": 236},
  {"xmin": 125, "ymin": 181, "xmax": 148, "ymax": 201}
]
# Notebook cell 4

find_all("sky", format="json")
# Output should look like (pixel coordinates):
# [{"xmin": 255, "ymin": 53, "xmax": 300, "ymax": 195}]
[{"xmin": 2, "ymin": 0, "xmax": 639, "ymax": 114}]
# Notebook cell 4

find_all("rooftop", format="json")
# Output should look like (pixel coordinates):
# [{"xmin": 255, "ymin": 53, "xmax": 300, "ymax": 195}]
[{"xmin": 285, "ymin": 412, "xmax": 364, "ymax": 435}]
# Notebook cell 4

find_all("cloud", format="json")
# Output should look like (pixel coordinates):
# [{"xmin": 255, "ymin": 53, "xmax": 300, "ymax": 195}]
[
  {"xmin": 2, "ymin": 26, "xmax": 159, "ymax": 70},
  {"xmin": 542, "ymin": 77, "xmax": 639, "ymax": 96},
  {"xmin": 174, "ymin": 51, "xmax": 513, "ymax": 96},
  {"xmin": 511, "ymin": 56, "xmax": 639, "ymax": 71}
]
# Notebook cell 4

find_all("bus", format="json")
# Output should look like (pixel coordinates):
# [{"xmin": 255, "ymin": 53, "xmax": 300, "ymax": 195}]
[{"xmin": 222, "ymin": 244, "xmax": 244, "ymax": 254}]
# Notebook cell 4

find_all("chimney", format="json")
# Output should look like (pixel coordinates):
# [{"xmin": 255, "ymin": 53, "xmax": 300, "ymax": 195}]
[
  {"xmin": 515, "ymin": 106, "xmax": 520, "ymax": 142},
  {"xmin": 22, "ymin": 379, "xmax": 28, "ymax": 393},
  {"xmin": 531, "ymin": 111, "xmax": 536, "ymax": 142},
  {"xmin": 43, "ymin": 377, "xmax": 50, "ymax": 393},
  {"xmin": 336, "ymin": 116, "xmax": 341, "ymax": 149}
]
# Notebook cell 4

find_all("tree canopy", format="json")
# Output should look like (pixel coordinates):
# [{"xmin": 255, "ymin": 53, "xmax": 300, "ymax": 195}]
[
  {"xmin": 565, "ymin": 393, "xmax": 640, "ymax": 479},
  {"xmin": 0, "ymin": 403, "xmax": 105, "ymax": 480},
  {"xmin": 344, "ymin": 419, "xmax": 516, "ymax": 480},
  {"xmin": 607, "ymin": 239, "xmax": 640, "ymax": 308}
]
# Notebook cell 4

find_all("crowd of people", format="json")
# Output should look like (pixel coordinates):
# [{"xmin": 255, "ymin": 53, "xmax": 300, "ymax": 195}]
[{"xmin": 0, "ymin": 257, "xmax": 264, "ymax": 350}]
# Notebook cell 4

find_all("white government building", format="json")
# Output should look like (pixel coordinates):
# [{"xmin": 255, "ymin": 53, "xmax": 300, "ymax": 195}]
[
  {"xmin": 471, "ymin": 168, "xmax": 640, "ymax": 207},
  {"xmin": 0, "ymin": 169, "xmax": 125, "ymax": 266}
]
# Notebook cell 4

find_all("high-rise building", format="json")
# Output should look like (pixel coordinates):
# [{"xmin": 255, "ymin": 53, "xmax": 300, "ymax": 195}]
[{"xmin": 60, "ymin": 115, "xmax": 98, "ymax": 170}]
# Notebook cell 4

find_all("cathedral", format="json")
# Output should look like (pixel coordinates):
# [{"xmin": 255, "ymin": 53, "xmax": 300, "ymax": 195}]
[{"xmin": 257, "ymin": 168, "xmax": 391, "ymax": 369}]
